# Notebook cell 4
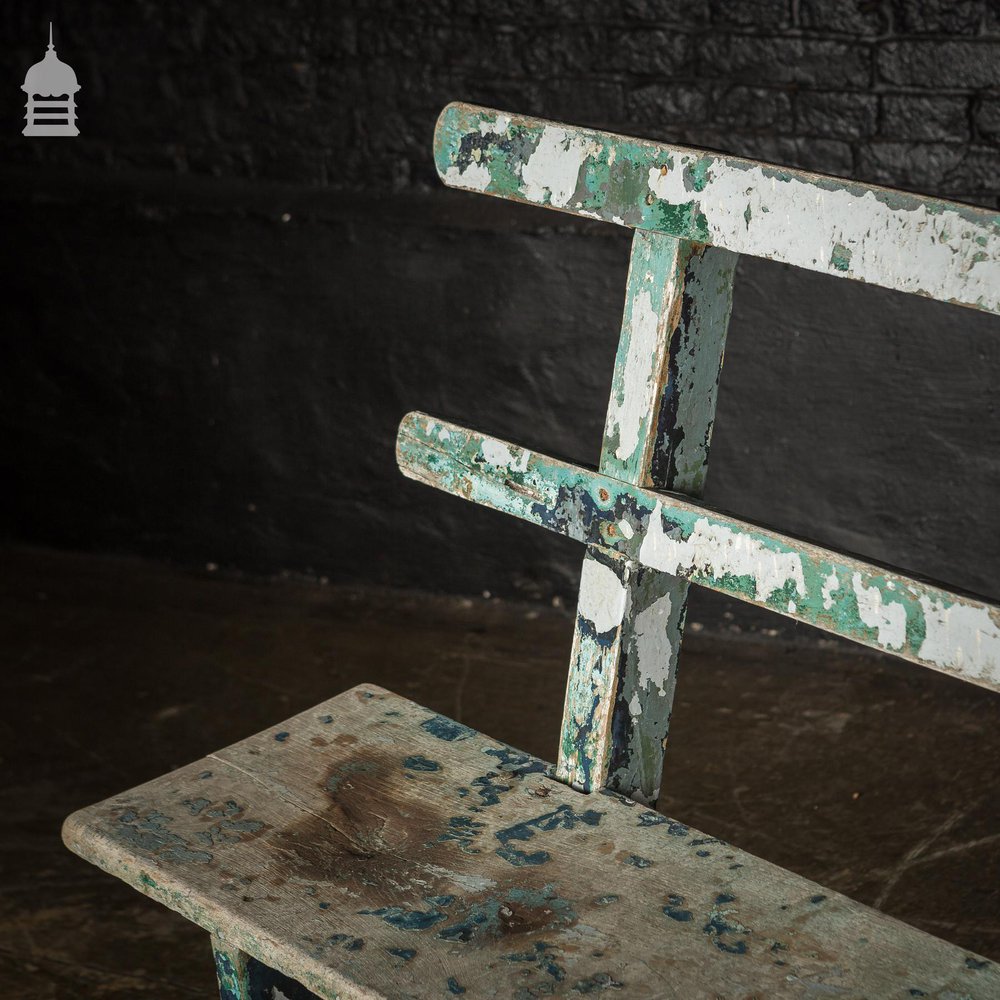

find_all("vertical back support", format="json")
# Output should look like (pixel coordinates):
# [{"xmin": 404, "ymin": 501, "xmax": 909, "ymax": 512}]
[
  {"xmin": 415, "ymin": 101, "xmax": 1000, "ymax": 806},
  {"xmin": 558, "ymin": 233, "xmax": 736, "ymax": 803}
]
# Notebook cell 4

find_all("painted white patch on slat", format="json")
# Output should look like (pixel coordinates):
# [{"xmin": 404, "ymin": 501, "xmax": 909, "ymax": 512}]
[
  {"xmin": 632, "ymin": 592, "xmax": 674, "ymax": 696},
  {"xmin": 646, "ymin": 162, "xmax": 1000, "ymax": 311},
  {"xmin": 610, "ymin": 289, "xmax": 662, "ymax": 463},
  {"xmin": 444, "ymin": 160, "xmax": 491, "ymax": 192},
  {"xmin": 822, "ymin": 571, "xmax": 840, "ymax": 610},
  {"xmin": 852, "ymin": 572, "xmax": 906, "ymax": 650},
  {"xmin": 479, "ymin": 114, "xmax": 510, "ymax": 136},
  {"xmin": 618, "ymin": 519, "xmax": 635, "ymax": 540},
  {"xmin": 918, "ymin": 596, "xmax": 1000, "ymax": 682},
  {"xmin": 639, "ymin": 504, "xmax": 806, "ymax": 602},
  {"xmin": 481, "ymin": 438, "xmax": 529, "ymax": 473},
  {"xmin": 577, "ymin": 559, "xmax": 627, "ymax": 634},
  {"xmin": 521, "ymin": 126, "xmax": 597, "ymax": 208}
]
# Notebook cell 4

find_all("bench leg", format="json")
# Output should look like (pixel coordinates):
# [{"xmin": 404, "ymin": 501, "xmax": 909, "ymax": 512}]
[
  {"xmin": 212, "ymin": 935, "xmax": 253, "ymax": 1000},
  {"xmin": 557, "ymin": 230, "xmax": 737, "ymax": 805},
  {"xmin": 211, "ymin": 934, "xmax": 322, "ymax": 1000}
]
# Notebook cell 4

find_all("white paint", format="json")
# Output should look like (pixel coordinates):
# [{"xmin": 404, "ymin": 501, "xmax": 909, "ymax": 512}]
[
  {"xmin": 618, "ymin": 519, "xmax": 635, "ymax": 540},
  {"xmin": 609, "ymin": 288, "xmax": 662, "ymax": 463},
  {"xmin": 273, "ymin": 989, "xmax": 292, "ymax": 1000},
  {"xmin": 520, "ymin": 125, "xmax": 598, "ymax": 209},
  {"xmin": 443, "ymin": 159, "xmax": 491, "ymax": 192},
  {"xmin": 481, "ymin": 438, "xmax": 529, "ymax": 473},
  {"xmin": 632, "ymin": 592, "xmax": 674, "ymax": 695},
  {"xmin": 638, "ymin": 504, "xmax": 806, "ymax": 602},
  {"xmin": 787, "ymin": 600, "xmax": 796, "ymax": 614},
  {"xmin": 645, "ymin": 159, "xmax": 1000, "ymax": 312},
  {"xmin": 918, "ymin": 596, "xmax": 1000, "ymax": 683},
  {"xmin": 852, "ymin": 572, "xmax": 906, "ymax": 650},
  {"xmin": 629, "ymin": 692, "xmax": 643, "ymax": 717},
  {"xmin": 821, "ymin": 571, "xmax": 840, "ymax": 611},
  {"xmin": 577, "ymin": 559, "xmax": 627, "ymax": 634},
  {"xmin": 419, "ymin": 863, "xmax": 497, "ymax": 893},
  {"xmin": 479, "ymin": 113, "xmax": 510, "ymax": 136}
]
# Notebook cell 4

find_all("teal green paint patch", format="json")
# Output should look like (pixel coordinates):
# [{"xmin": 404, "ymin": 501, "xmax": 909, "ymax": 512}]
[
  {"xmin": 831, "ymin": 244, "xmax": 852, "ymax": 271},
  {"xmin": 684, "ymin": 159, "xmax": 712, "ymax": 193}
]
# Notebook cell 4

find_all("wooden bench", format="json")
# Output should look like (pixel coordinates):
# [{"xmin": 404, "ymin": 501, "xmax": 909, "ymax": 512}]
[{"xmin": 64, "ymin": 103, "xmax": 1000, "ymax": 998}]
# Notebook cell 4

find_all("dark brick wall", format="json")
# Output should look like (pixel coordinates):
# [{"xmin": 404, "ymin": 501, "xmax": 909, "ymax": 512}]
[
  {"xmin": 2, "ymin": 0, "xmax": 999, "ymax": 607},
  {"xmin": 5, "ymin": 1, "xmax": 1000, "ymax": 202}
]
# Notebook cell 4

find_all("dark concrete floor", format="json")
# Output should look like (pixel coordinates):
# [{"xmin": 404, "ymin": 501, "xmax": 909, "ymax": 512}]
[{"xmin": 2, "ymin": 545, "xmax": 999, "ymax": 997}]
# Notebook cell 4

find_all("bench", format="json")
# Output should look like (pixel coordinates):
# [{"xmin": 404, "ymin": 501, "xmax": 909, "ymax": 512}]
[{"xmin": 64, "ymin": 103, "xmax": 1000, "ymax": 998}]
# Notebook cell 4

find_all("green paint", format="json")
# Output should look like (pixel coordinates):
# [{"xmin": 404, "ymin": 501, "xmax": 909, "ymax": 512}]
[
  {"xmin": 830, "ymin": 243, "xmax": 852, "ymax": 271},
  {"xmin": 434, "ymin": 102, "xmax": 1000, "ymax": 316},
  {"xmin": 398, "ymin": 412, "xmax": 1000, "ymax": 692}
]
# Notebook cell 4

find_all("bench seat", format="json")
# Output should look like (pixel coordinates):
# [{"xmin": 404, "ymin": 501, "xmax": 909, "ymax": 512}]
[{"xmin": 63, "ymin": 684, "xmax": 997, "ymax": 999}]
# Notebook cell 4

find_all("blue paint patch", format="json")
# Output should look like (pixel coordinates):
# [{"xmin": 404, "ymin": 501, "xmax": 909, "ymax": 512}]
[
  {"xmin": 436, "ymin": 815, "xmax": 485, "ymax": 854},
  {"xmin": 318, "ymin": 714, "xmax": 334, "ymax": 724},
  {"xmin": 425, "ymin": 895, "xmax": 455, "ymax": 907},
  {"xmin": 594, "ymin": 894, "xmax": 619, "ymax": 906},
  {"xmin": 388, "ymin": 947, "xmax": 416, "ymax": 961},
  {"xmin": 704, "ymin": 912, "xmax": 749, "ymax": 955},
  {"xmin": 198, "ymin": 770, "xmax": 213, "ymax": 779},
  {"xmin": 663, "ymin": 905, "xmax": 693, "ymax": 922},
  {"xmin": 624, "ymin": 854, "xmax": 652, "ymax": 868},
  {"xmin": 358, "ymin": 905, "xmax": 448, "ymax": 930},
  {"xmin": 696, "ymin": 850, "xmax": 711, "ymax": 857},
  {"xmin": 274, "ymin": 731, "xmax": 290, "ymax": 742},
  {"xmin": 182, "ymin": 797, "xmax": 211, "ymax": 815},
  {"xmin": 637, "ymin": 811, "xmax": 666, "ymax": 827},
  {"xmin": 501, "ymin": 941, "xmax": 565, "ymax": 981},
  {"xmin": 421, "ymin": 715, "xmax": 475, "ymax": 742},
  {"xmin": 113, "ymin": 810, "xmax": 213, "ymax": 864},
  {"xmin": 319, "ymin": 902, "xmax": 330, "ymax": 909},
  {"xmin": 471, "ymin": 772, "xmax": 511, "ymax": 806},
  {"xmin": 495, "ymin": 804, "xmax": 603, "ymax": 867},
  {"xmin": 810, "ymin": 894, "xmax": 827, "ymax": 904},
  {"xmin": 966, "ymin": 957, "xmax": 989, "ymax": 970},
  {"xmin": 483, "ymin": 745, "xmax": 551, "ymax": 777},
  {"xmin": 404, "ymin": 755, "xmax": 441, "ymax": 772},
  {"xmin": 446, "ymin": 977, "xmax": 466, "ymax": 995},
  {"xmin": 715, "ymin": 893, "xmax": 736, "ymax": 904}
]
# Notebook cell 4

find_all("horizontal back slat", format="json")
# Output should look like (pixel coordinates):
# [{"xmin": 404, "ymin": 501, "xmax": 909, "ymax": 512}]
[
  {"xmin": 398, "ymin": 411, "xmax": 1000, "ymax": 693},
  {"xmin": 434, "ymin": 102, "xmax": 1000, "ymax": 316}
]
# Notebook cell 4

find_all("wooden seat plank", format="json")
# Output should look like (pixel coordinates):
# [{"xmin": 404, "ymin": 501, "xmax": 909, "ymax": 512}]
[{"xmin": 63, "ymin": 685, "xmax": 997, "ymax": 999}]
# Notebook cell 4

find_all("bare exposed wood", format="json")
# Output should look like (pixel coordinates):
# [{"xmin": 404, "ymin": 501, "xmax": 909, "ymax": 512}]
[
  {"xmin": 63, "ymin": 686, "xmax": 998, "ymax": 999},
  {"xmin": 397, "ymin": 413, "xmax": 1000, "ymax": 692},
  {"xmin": 558, "ymin": 231, "xmax": 736, "ymax": 803}
]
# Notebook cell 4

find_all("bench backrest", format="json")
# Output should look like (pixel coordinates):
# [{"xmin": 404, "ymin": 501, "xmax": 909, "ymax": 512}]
[{"xmin": 397, "ymin": 102, "xmax": 1000, "ymax": 807}]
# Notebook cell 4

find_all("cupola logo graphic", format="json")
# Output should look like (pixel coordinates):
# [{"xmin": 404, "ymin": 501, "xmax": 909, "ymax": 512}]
[{"xmin": 22, "ymin": 23, "xmax": 80, "ymax": 136}]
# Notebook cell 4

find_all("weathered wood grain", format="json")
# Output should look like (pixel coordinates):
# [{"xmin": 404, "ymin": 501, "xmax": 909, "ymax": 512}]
[
  {"xmin": 434, "ymin": 102, "xmax": 1000, "ymax": 315},
  {"xmin": 397, "ymin": 413, "xmax": 1000, "ymax": 692},
  {"xmin": 63, "ymin": 686, "xmax": 998, "ymax": 999},
  {"xmin": 558, "ymin": 231, "xmax": 736, "ymax": 803}
]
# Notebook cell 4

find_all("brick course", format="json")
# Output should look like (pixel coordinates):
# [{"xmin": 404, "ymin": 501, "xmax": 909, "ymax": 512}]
[{"xmin": 4, "ymin": 0, "xmax": 1000, "ymax": 204}]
